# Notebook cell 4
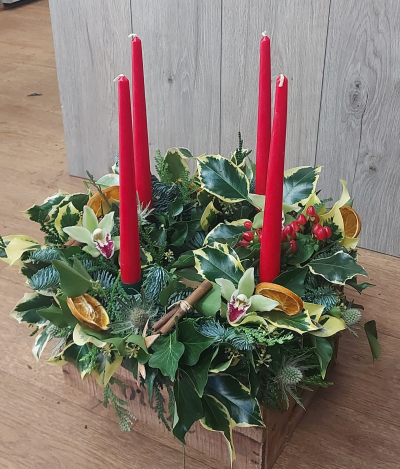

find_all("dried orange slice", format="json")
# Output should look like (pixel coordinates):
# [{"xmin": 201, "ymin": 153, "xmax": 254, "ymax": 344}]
[
  {"xmin": 87, "ymin": 185, "xmax": 119, "ymax": 218},
  {"xmin": 255, "ymin": 283, "xmax": 303, "ymax": 316},
  {"xmin": 67, "ymin": 294, "xmax": 109, "ymax": 331},
  {"xmin": 339, "ymin": 205, "xmax": 361, "ymax": 238}
]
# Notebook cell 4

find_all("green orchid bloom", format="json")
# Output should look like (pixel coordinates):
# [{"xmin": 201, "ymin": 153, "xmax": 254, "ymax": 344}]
[
  {"xmin": 63, "ymin": 206, "xmax": 120, "ymax": 259},
  {"xmin": 216, "ymin": 268, "xmax": 279, "ymax": 325}
]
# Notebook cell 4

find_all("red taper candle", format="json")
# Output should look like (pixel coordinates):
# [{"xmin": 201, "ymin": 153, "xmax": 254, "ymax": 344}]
[
  {"xmin": 115, "ymin": 75, "xmax": 141, "ymax": 285},
  {"xmin": 131, "ymin": 34, "xmax": 152, "ymax": 208},
  {"xmin": 255, "ymin": 32, "xmax": 271, "ymax": 195},
  {"xmin": 259, "ymin": 75, "xmax": 288, "ymax": 282}
]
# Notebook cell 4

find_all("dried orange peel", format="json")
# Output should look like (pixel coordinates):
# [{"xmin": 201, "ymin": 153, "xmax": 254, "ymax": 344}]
[
  {"xmin": 67, "ymin": 294, "xmax": 110, "ymax": 331},
  {"xmin": 87, "ymin": 186, "xmax": 119, "ymax": 218},
  {"xmin": 339, "ymin": 205, "xmax": 361, "ymax": 238},
  {"xmin": 255, "ymin": 283, "xmax": 303, "ymax": 316}
]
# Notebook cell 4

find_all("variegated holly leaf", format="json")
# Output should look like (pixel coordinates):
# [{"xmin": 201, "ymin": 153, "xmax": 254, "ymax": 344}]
[
  {"xmin": 24, "ymin": 190, "xmax": 69, "ymax": 223},
  {"xmin": 54, "ymin": 202, "xmax": 81, "ymax": 241},
  {"xmin": 194, "ymin": 242, "xmax": 244, "ymax": 286},
  {"xmin": 93, "ymin": 345, "xmax": 123, "ymax": 386},
  {"xmin": 283, "ymin": 166, "xmax": 321, "ymax": 205},
  {"xmin": 308, "ymin": 251, "xmax": 367, "ymax": 285},
  {"xmin": 310, "ymin": 315, "xmax": 346, "ymax": 337},
  {"xmin": 201, "ymin": 394, "xmax": 236, "ymax": 462},
  {"xmin": 273, "ymin": 267, "xmax": 308, "ymax": 297},
  {"xmin": 204, "ymin": 222, "xmax": 247, "ymax": 246},
  {"xmin": 205, "ymin": 374, "xmax": 264, "ymax": 427},
  {"xmin": 200, "ymin": 201, "xmax": 220, "ymax": 230},
  {"xmin": 197, "ymin": 155, "xmax": 250, "ymax": 203},
  {"xmin": 3, "ymin": 235, "xmax": 40, "ymax": 266},
  {"xmin": 263, "ymin": 310, "xmax": 319, "ymax": 334},
  {"xmin": 164, "ymin": 148, "xmax": 190, "ymax": 181},
  {"xmin": 32, "ymin": 324, "xmax": 52, "ymax": 361},
  {"xmin": 11, "ymin": 292, "xmax": 52, "ymax": 325}
]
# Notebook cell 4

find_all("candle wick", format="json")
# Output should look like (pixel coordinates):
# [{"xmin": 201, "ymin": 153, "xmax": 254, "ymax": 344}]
[
  {"xmin": 128, "ymin": 33, "xmax": 138, "ymax": 38},
  {"xmin": 262, "ymin": 30, "xmax": 268, "ymax": 36},
  {"xmin": 278, "ymin": 74, "xmax": 285, "ymax": 87},
  {"xmin": 113, "ymin": 74, "xmax": 125, "ymax": 82}
]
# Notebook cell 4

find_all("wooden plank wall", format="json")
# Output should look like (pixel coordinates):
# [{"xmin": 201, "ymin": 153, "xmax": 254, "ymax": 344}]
[{"xmin": 49, "ymin": 0, "xmax": 400, "ymax": 257}]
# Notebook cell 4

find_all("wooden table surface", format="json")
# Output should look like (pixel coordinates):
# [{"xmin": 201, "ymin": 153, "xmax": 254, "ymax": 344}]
[{"xmin": 0, "ymin": 2, "xmax": 399, "ymax": 468}]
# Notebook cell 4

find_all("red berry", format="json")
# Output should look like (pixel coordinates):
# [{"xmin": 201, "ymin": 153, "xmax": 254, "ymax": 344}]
[
  {"xmin": 312, "ymin": 224, "xmax": 323, "ymax": 235},
  {"xmin": 290, "ymin": 221, "xmax": 300, "ymax": 232},
  {"xmin": 313, "ymin": 214, "xmax": 320, "ymax": 224},
  {"xmin": 244, "ymin": 221, "xmax": 253, "ymax": 230},
  {"xmin": 290, "ymin": 240, "xmax": 297, "ymax": 252},
  {"xmin": 242, "ymin": 231, "xmax": 254, "ymax": 242},
  {"xmin": 281, "ymin": 231, "xmax": 288, "ymax": 242},
  {"xmin": 291, "ymin": 231, "xmax": 297, "ymax": 240},
  {"xmin": 316, "ymin": 229, "xmax": 327, "ymax": 241},
  {"xmin": 237, "ymin": 239, "xmax": 250, "ymax": 247},
  {"xmin": 297, "ymin": 214, "xmax": 307, "ymax": 225},
  {"xmin": 323, "ymin": 226, "xmax": 332, "ymax": 238},
  {"xmin": 283, "ymin": 225, "xmax": 293, "ymax": 236},
  {"xmin": 306, "ymin": 206, "xmax": 316, "ymax": 217}
]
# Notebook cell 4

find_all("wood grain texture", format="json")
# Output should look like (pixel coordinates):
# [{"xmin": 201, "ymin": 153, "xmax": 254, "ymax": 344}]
[
  {"xmin": 48, "ymin": 0, "xmax": 132, "ymax": 179},
  {"xmin": 130, "ymin": 0, "xmax": 222, "ymax": 165},
  {"xmin": 316, "ymin": 0, "xmax": 400, "ymax": 256},
  {"xmin": 220, "ymin": 0, "xmax": 331, "ymax": 167}
]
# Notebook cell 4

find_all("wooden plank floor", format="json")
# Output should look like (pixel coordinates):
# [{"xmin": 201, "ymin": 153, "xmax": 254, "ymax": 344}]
[{"xmin": 0, "ymin": 2, "xmax": 399, "ymax": 468}]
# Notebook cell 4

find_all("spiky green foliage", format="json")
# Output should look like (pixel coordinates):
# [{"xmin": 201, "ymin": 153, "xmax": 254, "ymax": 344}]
[
  {"xmin": 78, "ymin": 253, "xmax": 119, "ymax": 276},
  {"xmin": 167, "ymin": 288, "xmax": 194, "ymax": 309},
  {"xmin": 232, "ymin": 132, "xmax": 252, "ymax": 166},
  {"xmin": 29, "ymin": 248, "xmax": 61, "ymax": 264},
  {"xmin": 342, "ymin": 308, "xmax": 362, "ymax": 326},
  {"xmin": 91, "ymin": 270, "xmax": 116, "ymax": 289},
  {"xmin": 143, "ymin": 265, "xmax": 170, "ymax": 302},
  {"xmin": 103, "ymin": 378, "xmax": 136, "ymax": 431},
  {"xmin": 314, "ymin": 198, "xmax": 333, "ymax": 212},
  {"xmin": 40, "ymin": 222, "xmax": 64, "ymax": 246},
  {"xmin": 195, "ymin": 320, "xmax": 294, "ymax": 351},
  {"xmin": 28, "ymin": 265, "xmax": 60, "ymax": 291},
  {"xmin": 155, "ymin": 150, "xmax": 174, "ymax": 186},
  {"xmin": 183, "ymin": 230, "xmax": 207, "ymax": 250},
  {"xmin": 79, "ymin": 346, "xmax": 100, "ymax": 374},
  {"xmin": 153, "ymin": 381, "xmax": 171, "ymax": 431},
  {"xmin": 302, "ymin": 374, "xmax": 333, "ymax": 388},
  {"xmin": 304, "ymin": 273, "xmax": 340, "ymax": 313},
  {"xmin": 151, "ymin": 176, "xmax": 178, "ymax": 213}
]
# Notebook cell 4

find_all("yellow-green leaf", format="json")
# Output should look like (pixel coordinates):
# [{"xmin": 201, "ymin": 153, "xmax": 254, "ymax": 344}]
[
  {"xmin": 200, "ymin": 201, "xmax": 220, "ymax": 230},
  {"xmin": 310, "ymin": 315, "xmax": 346, "ymax": 337}
]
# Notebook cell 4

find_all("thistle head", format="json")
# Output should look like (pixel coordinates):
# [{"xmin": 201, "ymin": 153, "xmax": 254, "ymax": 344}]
[{"xmin": 342, "ymin": 308, "xmax": 362, "ymax": 326}]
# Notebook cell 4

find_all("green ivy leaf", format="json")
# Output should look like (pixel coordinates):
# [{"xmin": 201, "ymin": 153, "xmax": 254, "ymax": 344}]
[
  {"xmin": 283, "ymin": 167, "xmax": 320, "ymax": 205},
  {"xmin": 205, "ymin": 374, "xmax": 264, "ymax": 427},
  {"xmin": 181, "ymin": 348, "xmax": 217, "ymax": 396},
  {"xmin": 148, "ymin": 331, "xmax": 184, "ymax": 380},
  {"xmin": 96, "ymin": 173, "xmax": 119, "ymax": 188},
  {"xmin": 364, "ymin": 320, "xmax": 381, "ymax": 360},
  {"xmin": 173, "ymin": 369, "xmax": 204, "ymax": 443},
  {"xmin": 179, "ymin": 321, "xmax": 216, "ymax": 366},
  {"xmin": 168, "ymin": 199, "xmax": 184, "ymax": 217},
  {"xmin": 309, "ymin": 251, "xmax": 367, "ymax": 285},
  {"xmin": 164, "ymin": 148, "xmax": 190, "ymax": 181},
  {"xmin": 52, "ymin": 259, "xmax": 92, "ymax": 297},
  {"xmin": 201, "ymin": 394, "xmax": 235, "ymax": 461},
  {"xmin": 197, "ymin": 155, "xmax": 250, "ymax": 203},
  {"xmin": 311, "ymin": 336, "xmax": 333, "ymax": 379},
  {"xmin": 194, "ymin": 242, "xmax": 244, "ymax": 286},
  {"xmin": 273, "ymin": 268, "xmax": 308, "ymax": 297},
  {"xmin": 175, "ymin": 268, "xmax": 204, "ymax": 283}
]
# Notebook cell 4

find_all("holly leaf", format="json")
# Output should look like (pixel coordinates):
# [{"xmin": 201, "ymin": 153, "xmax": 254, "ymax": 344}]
[
  {"xmin": 179, "ymin": 321, "xmax": 216, "ymax": 366},
  {"xmin": 11, "ymin": 292, "xmax": 52, "ymax": 325},
  {"xmin": 197, "ymin": 155, "xmax": 250, "ymax": 203},
  {"xmin": 54, "ymin": 202, "xmax": 81, "ymax": 241},
  {"xmin": 205, "ymin": 374, "xmax": 264, "ymax": 427},
  {"xmin": 346, "ymin": 277, "xmax": 375, "ymax": 293},
  {"xmin": 264, "ymin": 310, "xmax": 319, "ymax": 334},
  {"xmin": 171, "ymin": 251, "xmax": 195, "ymax": 269},
  {"xmin": 283, "ymin": 166, "xmax": 320, "ymax": 205},
  {"xmin": 194, "ymin": 242, "xmax": 244, "ymax": 286},
  {"xmin": 173, "ymin": 369, "xmax": 204, "ymax": 443},
  {"xmin": 311, "ymin": 336, "xmax": 333, "ymax": 379},
  {"xmin": 148, "ymin": 331, "xmax": 184, "ymax": 381},
  {"xmin": 24, "ymin": 190, "xmax": 68, "ymax": 223},
  {"xmin": 309, "ymin": 251, "xmax": 367, "ymax": 285},
  {"xmin": 364, "ymin": 320, "xmax": 381, "ymax": 360},
  {"xmin": 204, "ymin": 222, "xmax": 247, "ymax": 246},
  {"xmin": 286, "ymin": 233, "xmax": 316, "ymax": 265},
  {"xmin": 200, "ymin": 201, "xmax": 220, "ymax": 231},
  {"xmin": 181, "ymin": 348, "xmax": 217, "ymax": 396},
  {"xmin": 201, "ymin": 394, "xmax": 235, "ymax": 462},
  {"xmin": 273, "ymin": 268, "xmax": 308, "ymax": 297}
]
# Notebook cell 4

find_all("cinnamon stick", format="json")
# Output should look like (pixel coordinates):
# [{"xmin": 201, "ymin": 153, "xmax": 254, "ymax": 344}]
[{"xmin": 154, "ymin": 280, "xmax": 213, "ymax": 335}]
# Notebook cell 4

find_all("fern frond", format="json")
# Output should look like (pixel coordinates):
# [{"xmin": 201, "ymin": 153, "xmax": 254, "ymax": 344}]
[{"xmin": 103, "ymin": 380, "xmax": 136, "ymax": 431}]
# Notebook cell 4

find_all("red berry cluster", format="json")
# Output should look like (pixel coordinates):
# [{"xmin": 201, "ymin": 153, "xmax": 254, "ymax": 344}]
[
  {"xmin": 237, "ymin": 221, "xmax": 262, "ymax": 248},
  {"xmin": 281, "ymin": 205, "xmax": 333, "ymax": 253}
]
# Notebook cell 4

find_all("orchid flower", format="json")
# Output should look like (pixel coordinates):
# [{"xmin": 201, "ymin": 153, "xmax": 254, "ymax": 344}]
[
  {"xmin": 63, "ymin": 206, "xmax": 120, "ymax": 259},
  {"xmin": 216, "ymin": 268, "xmax": 279, "ymax": 325}
]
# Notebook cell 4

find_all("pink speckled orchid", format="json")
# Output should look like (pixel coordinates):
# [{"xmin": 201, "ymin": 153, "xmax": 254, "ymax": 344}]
[
  {"xmin": 216, "ymin": 268, "xmax": 279, "ymax": 325},
  {"xmin": 63, "ymin": 206, "xmax": 120, "ymax": 259}
]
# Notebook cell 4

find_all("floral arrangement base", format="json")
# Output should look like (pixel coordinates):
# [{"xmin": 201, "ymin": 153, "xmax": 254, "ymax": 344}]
[{"xmin": 63, "ymin": 343, "xmax": 337, "ymax": 469}]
